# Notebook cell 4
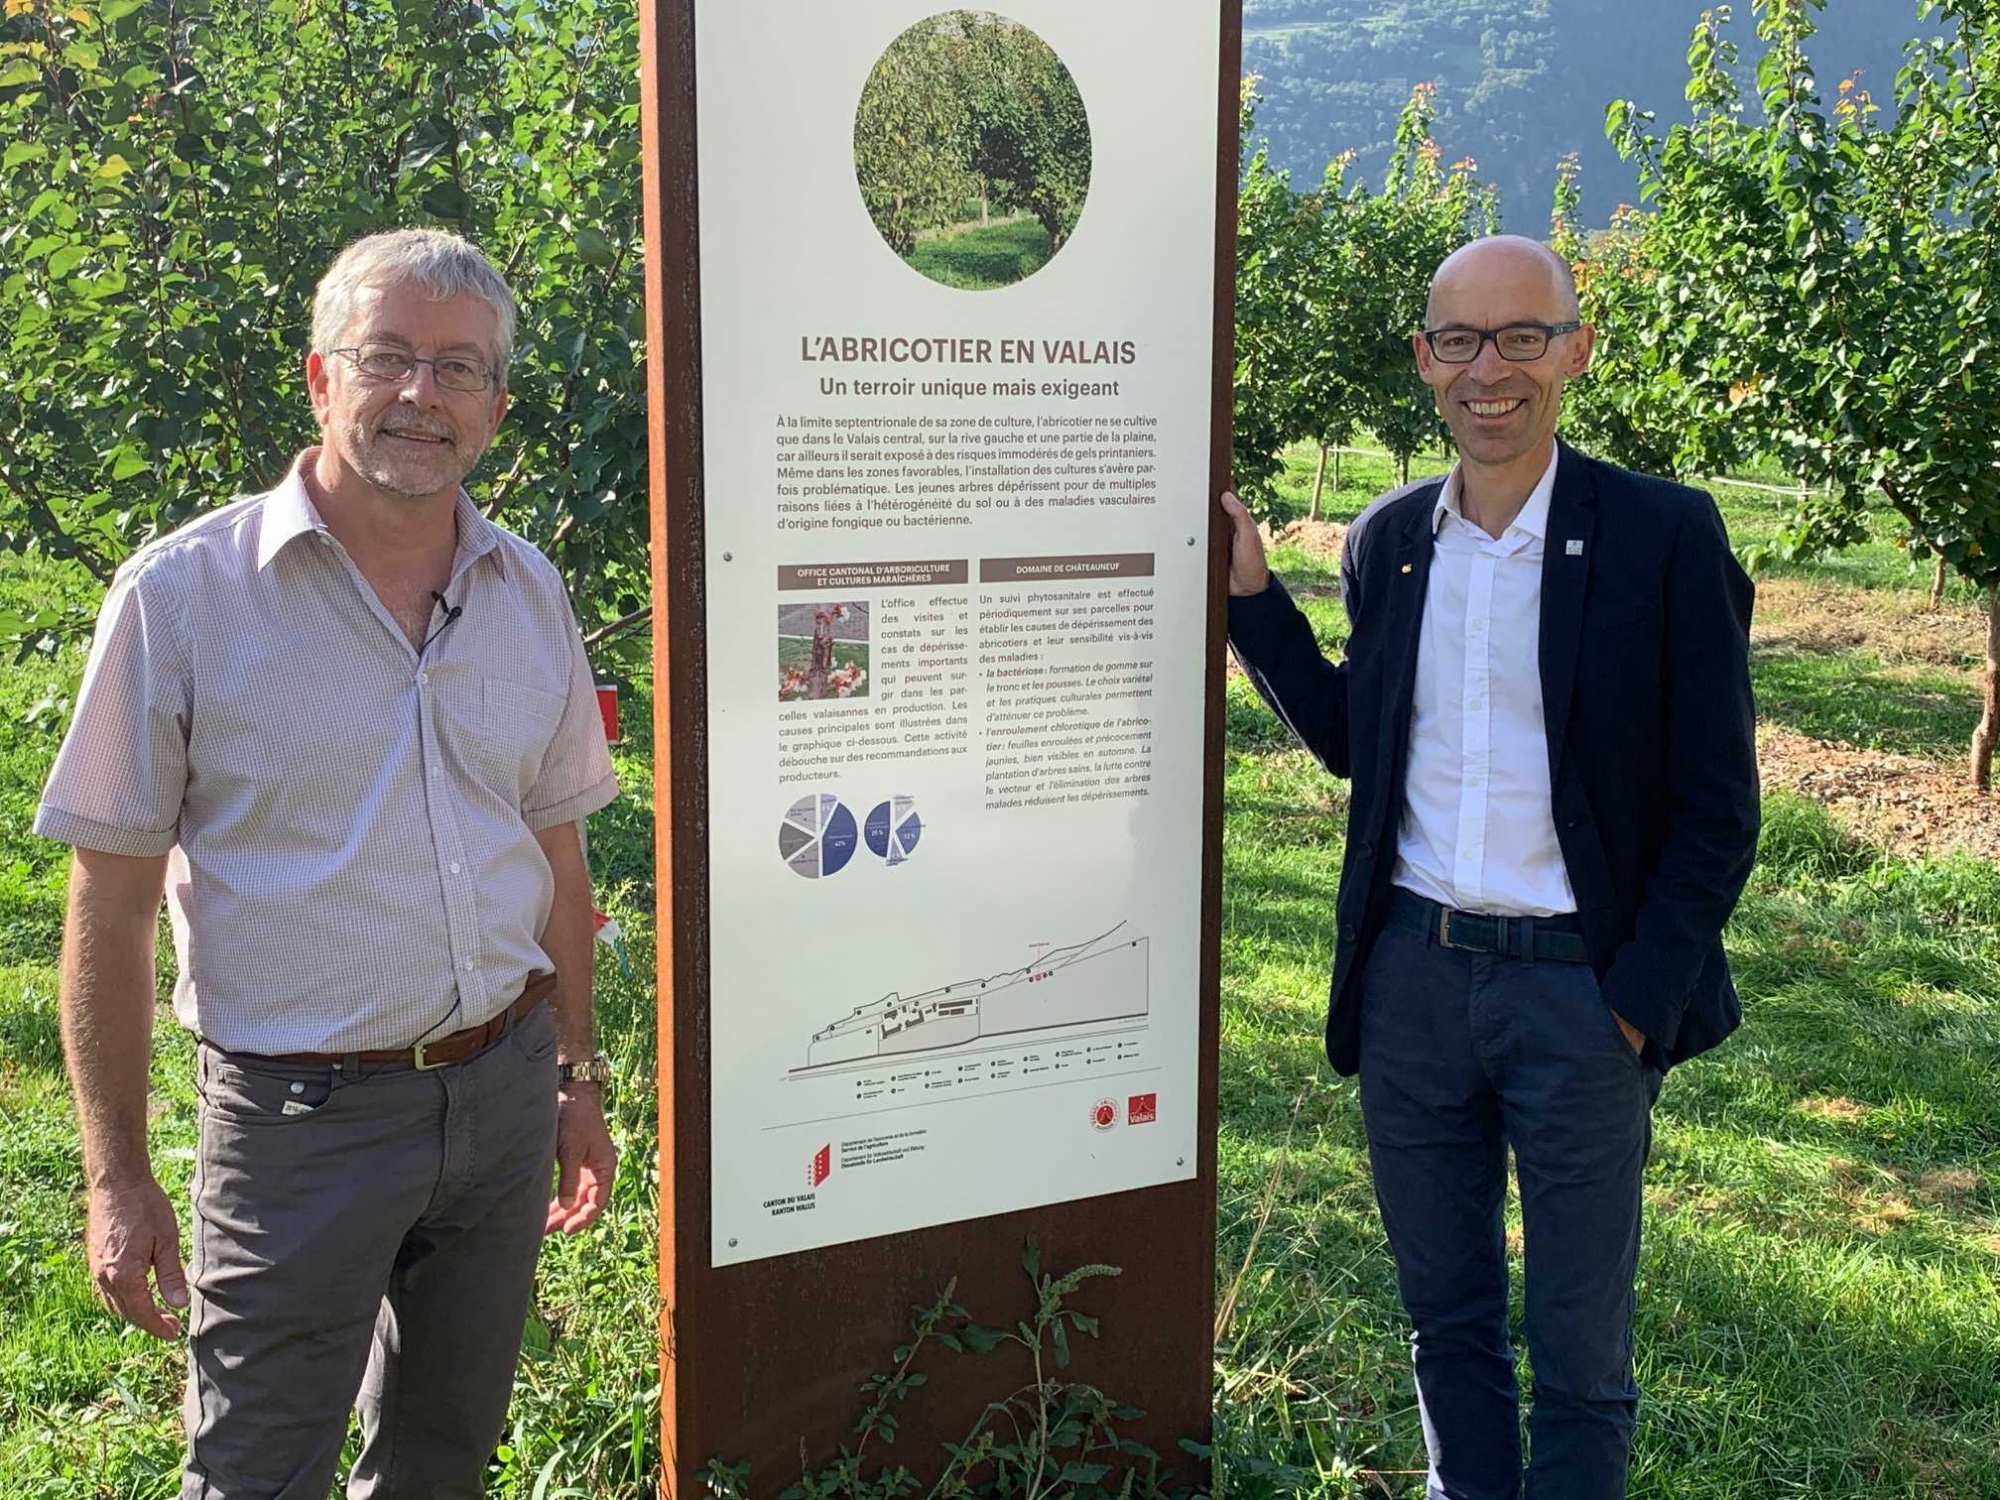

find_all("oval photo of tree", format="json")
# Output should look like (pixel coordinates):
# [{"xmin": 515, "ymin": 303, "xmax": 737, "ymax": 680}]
[{"xmin": 854, "ymin": 11, "xmax": 1092, "ymax": 291}]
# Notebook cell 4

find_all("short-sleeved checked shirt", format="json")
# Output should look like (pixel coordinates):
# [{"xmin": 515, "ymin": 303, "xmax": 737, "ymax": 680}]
[{"xmin": 35, "ymin": 451, "xmax": 620, "ymax": 1053}]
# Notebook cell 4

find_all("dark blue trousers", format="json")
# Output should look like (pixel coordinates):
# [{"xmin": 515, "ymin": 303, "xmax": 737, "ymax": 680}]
[{"xmin": 1357, "ymin": 896, "xmax": 1661, "ymax": 1500}]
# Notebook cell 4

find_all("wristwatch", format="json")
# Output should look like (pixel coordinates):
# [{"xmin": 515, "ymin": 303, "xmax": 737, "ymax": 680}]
[{"xmin": 558, "ymin": 1051, "xmax": 612, "ymax": 1086}]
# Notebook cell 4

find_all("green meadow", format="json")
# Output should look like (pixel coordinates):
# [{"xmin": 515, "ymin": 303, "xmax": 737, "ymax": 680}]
[
  {"xmin": 904, "ymin": 216, "xmax": 1056, "ymax": 291},
  {"xmin": 2, "ymin": 444, "xmax": 1996, "ymax": 1494}
]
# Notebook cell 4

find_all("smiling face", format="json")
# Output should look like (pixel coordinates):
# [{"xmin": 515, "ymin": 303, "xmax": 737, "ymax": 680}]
[
  {"xmin": 306, "ymin": 278, "xmax": 508, "ymax": 503},
  {"xmin": 1414, "ymin": 237, "xmax": 1595, "ymax": 473}
]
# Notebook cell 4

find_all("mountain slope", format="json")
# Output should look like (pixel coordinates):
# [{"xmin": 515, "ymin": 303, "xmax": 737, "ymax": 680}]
[{"xmin": 1241, "ymin": 0, "xmax": 1943, "ymax": 227}]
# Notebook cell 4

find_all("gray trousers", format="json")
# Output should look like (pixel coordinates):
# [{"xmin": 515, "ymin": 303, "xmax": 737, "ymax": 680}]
[{"xmin": 180, "ymin": 1005, "xmax": 560, "ymax": 1499}]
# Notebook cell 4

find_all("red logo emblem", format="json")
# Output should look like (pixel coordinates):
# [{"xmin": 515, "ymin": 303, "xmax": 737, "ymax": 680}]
[
  {"xmin": 1090, "ymin": 1098, "xmax": 1117, "ymax": 1132},
  {"xmin": 808, "ymin": 1144, "xmax": 831, "ymax": 1188},
  {"xmin": 1128, "ymin": 1093, "xmax": 1157, "ymax": 1125}
]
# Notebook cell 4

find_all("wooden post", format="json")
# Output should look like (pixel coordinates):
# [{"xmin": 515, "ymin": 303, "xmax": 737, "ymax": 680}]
[{"xmin": 642, "ymin": 3, "xmax": 1242, "ymax": 1493}]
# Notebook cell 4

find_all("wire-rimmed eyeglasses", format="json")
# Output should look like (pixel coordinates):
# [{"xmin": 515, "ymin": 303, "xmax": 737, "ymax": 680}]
[{"xmin": 331, "ymin": 344, "xmax": 498, "ymax": 393}]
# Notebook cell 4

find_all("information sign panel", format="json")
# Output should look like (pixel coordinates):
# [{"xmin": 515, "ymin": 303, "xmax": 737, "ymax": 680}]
[{"xmin": 694, "ymin": 1, "xmax": 1223, "ymax": 1266}]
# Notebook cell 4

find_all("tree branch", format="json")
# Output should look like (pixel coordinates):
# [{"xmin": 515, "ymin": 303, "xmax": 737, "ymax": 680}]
[
  {"xmin": 0, "ymin": 467, "xmax": 115, "ymax": 584},
  {"xmin": 582, "ymin": 604, "xmax": 650, "ymax": 650}
]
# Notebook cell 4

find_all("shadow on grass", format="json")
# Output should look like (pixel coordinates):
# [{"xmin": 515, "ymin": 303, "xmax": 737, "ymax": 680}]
[
  {"xmin": 1262, "ymin": 549, "xmax": 1344, "ymax": 606},
  {"xmin": 1752, "ymin": 645, "xmax": 1981, "ymax": 761}
]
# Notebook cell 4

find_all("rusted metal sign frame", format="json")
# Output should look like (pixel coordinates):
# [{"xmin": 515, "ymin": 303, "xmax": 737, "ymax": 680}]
[{"xmin": 641, "ymin": 5, "xmax": 1243, "ymax": 1492}]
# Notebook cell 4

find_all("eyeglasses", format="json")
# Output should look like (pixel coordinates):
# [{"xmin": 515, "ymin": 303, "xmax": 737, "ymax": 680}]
[
  {"xmin": 1420, "ymin": 322, "xmax": 1582, "ymax": 364},
  {"xmin": 332, "ymin": 344, "xmax": 497, "ymax": 393}
]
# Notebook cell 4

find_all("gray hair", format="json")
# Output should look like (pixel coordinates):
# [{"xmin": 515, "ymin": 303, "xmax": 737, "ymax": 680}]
[{"xmin": 311, "ymin": 228, "xmax": 517, "ymax": 377}]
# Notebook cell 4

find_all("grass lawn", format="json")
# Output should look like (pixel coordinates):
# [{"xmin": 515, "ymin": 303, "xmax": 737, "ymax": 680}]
[
  {"xmin": 2, "ymin": 431, "xmax": 1997, "ymax": 1496},
  {"xmin": 903, "ymin": 216, "xmax": 1053, "ymax": 290}
]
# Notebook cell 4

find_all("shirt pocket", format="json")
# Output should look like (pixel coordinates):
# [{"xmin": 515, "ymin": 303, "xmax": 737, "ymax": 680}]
[{"xmin": 478, "ymin": 676, "xmax": 566, "ymax": 800}]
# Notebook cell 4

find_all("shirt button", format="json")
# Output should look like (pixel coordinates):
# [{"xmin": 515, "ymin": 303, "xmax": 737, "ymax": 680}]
[
  {"xmin": 429, "ymin": 765, "xmax": 440, "ymax": 778},
  {"xmin": 1468, "ymin": 700, "xmax": 1485, "ymax": 712},
  {"xmin": 463, "ymin": 959, "xmax": 477, "ymax": 972},
  {"xmin": 417, "ymin": 671, "xmax": 430, "ymax": 686},
  {"xmin": 450, "ymin": 861, "xmax": 462, "ymax": 875}
]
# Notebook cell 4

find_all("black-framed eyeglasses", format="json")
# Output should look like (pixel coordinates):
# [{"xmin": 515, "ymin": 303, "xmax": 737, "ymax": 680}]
[
  {"xmin": 332, "ymin": 344, "xmax": 497, "ymax": 393},
  {"xmin": 1420, "ymin": 321, "xmax": 1582, "ymax": 364}
]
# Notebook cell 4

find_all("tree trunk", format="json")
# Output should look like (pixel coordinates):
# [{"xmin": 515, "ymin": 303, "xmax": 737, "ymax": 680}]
[
  {"xmin": 1332, "ymin": 445, "xmax": 1342, "ymax": 492},
  {"xmin": 1974, "ymin": 583, "xmax": 1999, "ymax": 792},
  {"xmin": 1396, "ymin": 453, "xmax": 1411, "ymax": 486},
  {"xmin": 981, "ymin": 190, "xmax": 989, "ymax": 227},
  {"xmin": 809, "ymin": 613, "xmax": 834, "ymax": 701},
  {"xmin": 1930, "ymin": 553, "xmax": 1948, "ymax": 610},
  {"xmin": 1309, "ymin": 442, "xmax": 1329, "ymax": 521}
]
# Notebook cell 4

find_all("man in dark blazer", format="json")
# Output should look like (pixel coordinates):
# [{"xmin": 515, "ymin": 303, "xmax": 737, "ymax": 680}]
[{"xmin": 1223, "ymin": 235, "xmax": 1759, "ymax": 1498}]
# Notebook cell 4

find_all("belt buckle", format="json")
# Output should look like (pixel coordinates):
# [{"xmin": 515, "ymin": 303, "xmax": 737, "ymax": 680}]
[
  {"xmin": 412, "ymin": 1039, "xmax": 444, "ymax": 1071},
  {"xmin": 1438, "ymin": 907, "xmax": 1463, "ymax": 952}
]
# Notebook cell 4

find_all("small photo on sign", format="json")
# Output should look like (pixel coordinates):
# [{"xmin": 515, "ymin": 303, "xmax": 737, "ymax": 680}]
[
  {"xmin": 778, "ymin": 601, "xmax": 870, "ymax": 702},
  {"xmin": 854, "ymin": 10, "xmax": 1092, "ymax": 291}
]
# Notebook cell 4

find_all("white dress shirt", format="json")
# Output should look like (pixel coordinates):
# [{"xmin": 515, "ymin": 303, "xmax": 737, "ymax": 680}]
[
  {"xmin": 36, "ymin": 451, "xmax": 621, "ymax": 1053},
  {"xmin": 1391, "ymin": 443, "xmax": 1577, "ymax": 917}
]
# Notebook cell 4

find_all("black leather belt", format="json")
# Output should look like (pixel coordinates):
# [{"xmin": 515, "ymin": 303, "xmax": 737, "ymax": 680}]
[{"xmin": 1391, "ymin": 889, "xmax": 1590, "ymax": 964}]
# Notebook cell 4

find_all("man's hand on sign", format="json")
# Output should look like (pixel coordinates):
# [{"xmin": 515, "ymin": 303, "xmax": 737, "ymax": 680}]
[
  {"xmin": 88, "ymin": 1176, "xmax": 188, "ymax": 1339},
  {"xmin": 547, "ymin": 1087, "xmax": 618, "ymax": 1234},
  {"xmin": 1219, "ymin": 491, "xmax": 1271, "ymax": 598}
]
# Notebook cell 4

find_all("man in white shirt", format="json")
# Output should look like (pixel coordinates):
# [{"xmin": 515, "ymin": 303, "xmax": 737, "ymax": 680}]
[{"xmin": 1222, "ymin": 236, "xmax": 1759, "ymax": 1497}]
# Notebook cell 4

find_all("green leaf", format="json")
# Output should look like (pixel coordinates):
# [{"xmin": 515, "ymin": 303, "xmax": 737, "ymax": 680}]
[
  {"xmin": 575, "ymin": 226, "xmax": 615, "ymax": 268},
  {"xmin": 100, "ymin": 0, "xmax": 146, "ymax": 21},
  {"xmin": 0, "ymin": 60, "xmax": 40, "ymax": 88},
  {"xmin": 46, "ymin": 243, "xmax": 87, "ymax": 278},
  {"xmin": 110, "ymin": 450, "xmax": 150, "ymax": 481},
  {"xmin": 420, "ymin": 180, "xmax": 472, "ymax": 222},
  {"xmin": 3, "ymin": 141, "xmax": 47, "ymax": 170}
]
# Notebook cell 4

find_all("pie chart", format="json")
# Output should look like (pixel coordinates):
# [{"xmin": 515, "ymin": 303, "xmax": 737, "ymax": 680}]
[
  {"xmin": 779, "ymin": 795, "xmax": 860, "ymax": 879},
  {"xmin": 864, "ymin": 797, "xmax": 923, "ymax": 866}
]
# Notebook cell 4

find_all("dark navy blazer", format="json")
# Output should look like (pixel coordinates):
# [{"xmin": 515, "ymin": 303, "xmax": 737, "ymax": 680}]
[{"xmin": 1228, "ymin": 440, "xmax": 1760, "ymax": 1074}]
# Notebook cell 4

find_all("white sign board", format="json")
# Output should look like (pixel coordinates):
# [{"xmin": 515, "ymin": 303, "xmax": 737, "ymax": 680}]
[{"xmin": 696, "ymin": 0, "xmax": 1220, "ymax": 1266}]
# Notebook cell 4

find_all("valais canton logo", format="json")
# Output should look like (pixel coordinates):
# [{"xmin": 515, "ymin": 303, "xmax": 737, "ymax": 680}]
[
  {"xmin": 1128, "ymin": 1093, "xmax": 1158, "ymax": 1125},
  {"xmin": 808, "ymin": 1144, "xmax": 831, "ymax": 1188},
  {"xmin": 1090, "ymin": 1098, "xmax": 1118, "ymax": 1132}
]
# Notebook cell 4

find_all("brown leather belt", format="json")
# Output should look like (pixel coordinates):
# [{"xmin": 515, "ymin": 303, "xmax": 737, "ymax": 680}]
[{"xmin": 259, "ymin": 971, "xmax": 557, "ymax": 1073}]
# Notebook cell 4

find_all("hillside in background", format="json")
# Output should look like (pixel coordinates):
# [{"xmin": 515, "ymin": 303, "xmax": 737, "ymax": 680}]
[{"xmin": 1243, "ymin": 0, "xmax": 1945, "ymax": 227}]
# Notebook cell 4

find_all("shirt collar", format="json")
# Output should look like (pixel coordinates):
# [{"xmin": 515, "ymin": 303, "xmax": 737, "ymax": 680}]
[
  {"xmin": 255, "ymin": 449, "xmax": 506, "ymax": 576},
  {"xmin": 1432, "ymin": 441, "xmax": 1559, "ymax": 542},
  {"xmin": 255, "ymin": 454, "xmax": 326, "ymax": 571}
]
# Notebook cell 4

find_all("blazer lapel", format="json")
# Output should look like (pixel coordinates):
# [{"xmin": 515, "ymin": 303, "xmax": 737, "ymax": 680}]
[
  {"xmin": 1539, "ymin": 441, "xmax": 1597, "ymax": 778},
  {"xmin": 1376, "ymin": 486, "xmax": 1443, "ymax": 789}
]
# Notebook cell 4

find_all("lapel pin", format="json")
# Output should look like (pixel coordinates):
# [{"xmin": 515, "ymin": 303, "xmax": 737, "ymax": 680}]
[
  {"xmin": 1565, "ymin": 539, "xmax": 1585, "ymax": 556},
  {"xmin": 1401, "ymin": 563, "xmax": 1413, "ymax": 574}
]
